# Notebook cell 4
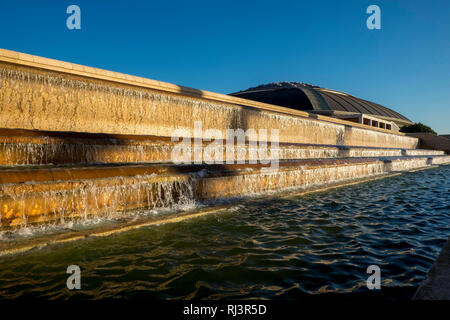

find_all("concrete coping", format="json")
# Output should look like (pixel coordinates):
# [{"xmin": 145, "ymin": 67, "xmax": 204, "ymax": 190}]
[
  {"xmin": 414, "ymin": 236, "xmax": 450, "ymax": 300},
  {"xmin": 0, "ymin": 48, "xmax": 409, "ymax": 137}
]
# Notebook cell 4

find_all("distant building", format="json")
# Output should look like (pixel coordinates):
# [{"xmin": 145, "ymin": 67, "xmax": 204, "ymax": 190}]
[{"xmin": 230, "ymin": 82, "xmax": 413, "ymax": 131}]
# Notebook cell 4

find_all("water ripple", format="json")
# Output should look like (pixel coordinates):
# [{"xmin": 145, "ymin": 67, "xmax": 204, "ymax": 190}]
[{"xmin": 0, "ymin": 166, "xmax": 449, "ymax": 300}]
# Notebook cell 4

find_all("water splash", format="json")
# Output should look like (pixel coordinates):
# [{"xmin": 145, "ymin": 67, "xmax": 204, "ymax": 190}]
[{"xmin": 0, "ymin": 174, "xmax": 199, "ymax": 229}]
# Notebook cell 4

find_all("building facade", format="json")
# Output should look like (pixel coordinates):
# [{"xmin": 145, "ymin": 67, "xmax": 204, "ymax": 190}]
[{"xmin": 230, "ymin": 82, "xmax": 413, "ymax": 132}]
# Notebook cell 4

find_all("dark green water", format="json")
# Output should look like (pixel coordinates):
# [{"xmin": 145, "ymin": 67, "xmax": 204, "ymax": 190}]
[{"xmin": 0, "ymin": 166, "xmax": 449, "ymax": 300}]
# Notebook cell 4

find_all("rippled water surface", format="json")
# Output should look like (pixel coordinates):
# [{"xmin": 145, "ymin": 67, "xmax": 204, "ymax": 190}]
[{"xmin": 0, "ymin": 166, "xmax": 449, "ymax": 300}]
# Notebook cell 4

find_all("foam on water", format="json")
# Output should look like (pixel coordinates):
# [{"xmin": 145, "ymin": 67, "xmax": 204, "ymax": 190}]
[
  {"xmin": 0, "ymin": 195, "xmax": 203, "ymax": 243},
  {"xmin": 0, "ymin": 173, "xmax": 200, "ymax": 230}
]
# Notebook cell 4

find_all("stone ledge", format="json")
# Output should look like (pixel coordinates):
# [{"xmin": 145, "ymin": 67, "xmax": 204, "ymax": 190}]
[
  {"xmin": 414, "ymin": 236, "xmax": 450, "ymax": 300},
  {"xmin": 407, "ymin": 133, "xmax": 450, "ymax": 154}
]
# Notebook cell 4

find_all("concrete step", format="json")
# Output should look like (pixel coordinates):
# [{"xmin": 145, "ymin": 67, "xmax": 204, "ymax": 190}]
[{"xmin": 0, "ymin": 129, "xmax": 446, "ymax": 166}]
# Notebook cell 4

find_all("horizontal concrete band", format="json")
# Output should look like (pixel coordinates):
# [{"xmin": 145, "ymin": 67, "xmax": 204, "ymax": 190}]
[
  {"xmin": 2, "ymin": 156, "xmax": 445, "ymax": 184},
  {"xmin": 0, "ymin": 128, "xmax": 431, "ymax": 149},
  {"xmin": 2, "ymin": 156, "xmax": 449, "ymax": 228},
  {"xmin": 0, "ymin": 128, "xmax": 443, "ymax": 166},
  {"xmin": 0, "ymin": 49, "xmax": 418, "ymax": 150},
  {"xmin": 0, "ymin": 128, "xmax": 423, "ymax": 149},
  {"xmin": 0, "ymin": 159, "xmax": 383, "ymax": 184}
]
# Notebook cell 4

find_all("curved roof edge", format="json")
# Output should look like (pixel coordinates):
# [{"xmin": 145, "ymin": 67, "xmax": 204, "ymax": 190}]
[{"xmin": 230, "ymin": 82, "xmax": 413, "ymax": 125}]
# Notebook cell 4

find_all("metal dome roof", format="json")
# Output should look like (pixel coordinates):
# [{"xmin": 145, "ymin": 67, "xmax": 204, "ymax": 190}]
[{"xmin": 230, "ymin": 82, "xmax": 412, "ymax": 125}]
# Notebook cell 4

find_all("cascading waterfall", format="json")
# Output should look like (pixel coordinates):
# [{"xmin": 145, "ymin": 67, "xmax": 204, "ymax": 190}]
[
  {"xmin": 0, "ymin": 174, "xmax": 199, "ymax": 228},
  {"xmin": 0, "ymin": 57, "xmax": 447, "ymax": 239},
  {"xmin": 199, "ymin": 161, "xmax": 387, "ymax": 199},
  {"xmin": 431, "ymin": 155, "xmax": 450, "ymax": 165},
  {"xmin": 348, "ymin": 149, "xmax": 402, "ymax": 157},
  {"xmin": 0, "ymin": 141, "xmax": 171, "ymax": 165},
  {"xmin": 4, "ymin": 139, "xmax": 423, "ymax": 167},
  {"xmin": 388, "ymin": 158, "xmax": 429, "ymax": 171},
  {"xmin": 0, "ymin": 66, "xmax": 351, "ymax": 146}
]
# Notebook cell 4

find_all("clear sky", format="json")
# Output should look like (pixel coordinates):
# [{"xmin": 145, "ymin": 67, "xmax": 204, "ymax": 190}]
[{"xmin": 0, "ymin": 0, "xmax": 448, "ymax": 133}]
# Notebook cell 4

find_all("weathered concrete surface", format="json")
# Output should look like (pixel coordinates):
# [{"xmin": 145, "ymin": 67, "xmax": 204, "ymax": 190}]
[
  {"xmin": 0, "ymin": 49, "xmax": 418, "ymax": 149},
  {"xmin": 407, "ymin": 133, "xmax": 450, "ymax": 154},
  {"xmin": 414, "ymin": 237, "xmax": 450, "ymax": 300},
  {"xmin": 430, "ymin": 155, "xmax": 450, "ymax": 165}
]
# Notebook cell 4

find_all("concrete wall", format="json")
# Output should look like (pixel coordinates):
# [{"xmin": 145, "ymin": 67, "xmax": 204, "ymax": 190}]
[
  {"xmin": 407, "ymin": 133, "xmax": 450, "ymax": 154},
  {"xmin": 0, "ymin": 49, "xmax": 418, "ymax": 149}
]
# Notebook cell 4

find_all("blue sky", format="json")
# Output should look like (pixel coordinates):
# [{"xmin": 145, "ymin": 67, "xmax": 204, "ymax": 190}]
[{"xmin": 0, "ymin": 0, "xmax": 449, "ymax": 133}]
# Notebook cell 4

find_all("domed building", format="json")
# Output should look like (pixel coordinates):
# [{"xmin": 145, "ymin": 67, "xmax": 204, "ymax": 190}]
[{"xmin": 230, "ymin": 82, "xmax": 413, "ymax": 131}]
